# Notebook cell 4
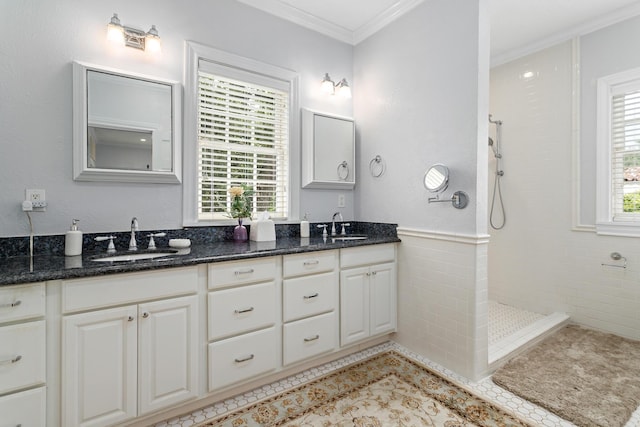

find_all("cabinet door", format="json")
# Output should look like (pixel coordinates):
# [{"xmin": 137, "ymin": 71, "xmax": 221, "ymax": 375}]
[
  {"xmin": 0, "ymin": 387, "xmax": 46, "ymax": 427},
  {"xmin": 63, "ymin": 305, "xmax": 137, "ymax": 427},
  {"xmin": 138, "ymin": 295, "xmax": 198, "ymax": 415},
  {"xmin": 370, "ymin": 263, "xmax": 397, "ymax": 336},
  {"xmin": 340, "ymin": 267, "xmax": 369, "ymax": 346}
]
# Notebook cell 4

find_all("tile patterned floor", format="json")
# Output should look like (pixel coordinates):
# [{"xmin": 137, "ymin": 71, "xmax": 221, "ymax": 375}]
[
  {"xmin": 489, "ymin": 301, "xmax": 545, "ymax": 345},
  {"xmin": 156, "ymin": 341, "xmax": 640, "ymax": 427}
]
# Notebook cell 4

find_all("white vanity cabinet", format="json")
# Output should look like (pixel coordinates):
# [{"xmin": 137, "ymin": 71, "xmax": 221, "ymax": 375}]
[
  {"xmin": 340, "ymin": 244, "xmax": 397, "ymax": 347},
  {"xmin": 207, "ymin": 257, "xmax": 280, "ymax": 391},
  {"xmin": 61, "ymin": 267, "xmax": 199, "ymax": 427},
  {"xmin": 0, "ymin": 282, "xmax": 47, "ymax": 427},
  {"xmin": 282, "ymin": 250, "xmax": 338, "ymax": 366}
]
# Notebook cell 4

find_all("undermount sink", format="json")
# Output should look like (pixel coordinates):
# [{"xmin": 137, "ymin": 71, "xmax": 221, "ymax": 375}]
[
  {"xmin": 331, "ymin": 235, "xmax": 368, "ymax": 241},
  {"xmin": 91, "ymin": 251, "xmax": 178, "ymax": 263}
]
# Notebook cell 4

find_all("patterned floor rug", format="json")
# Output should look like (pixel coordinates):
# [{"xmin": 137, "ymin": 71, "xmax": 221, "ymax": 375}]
[
  {"xmin": 195, "ymin": 350, "xmax": 532, "ymax": 426},
  {"xmin": 492, "ymin": 324, "xmax": 640, "ymax": 427}
]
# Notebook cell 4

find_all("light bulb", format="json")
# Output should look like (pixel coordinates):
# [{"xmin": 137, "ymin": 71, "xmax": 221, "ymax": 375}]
[
  {"xmin": 321, "ymin": 73, "xmax": 335, "ymax": 95},
  {"xmin": 337, "ymin": 79, "xmax": 352, "ymax": 99},
  {"xmin": 145, "ymin": 25, "xmax": 161, "ymax": 53},
  {"xmin": 106, "ymin": 13, "xmax": 124, "ymax": 45}
]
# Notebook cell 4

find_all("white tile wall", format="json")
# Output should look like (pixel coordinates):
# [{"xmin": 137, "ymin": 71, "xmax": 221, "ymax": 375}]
[
  {"xmin": 396, "ymin": 229, "xmax": 489, "ymax": 380},
  {"xmin": 490, "ymin": 39, "xmax": 640, "ymax": 341}
]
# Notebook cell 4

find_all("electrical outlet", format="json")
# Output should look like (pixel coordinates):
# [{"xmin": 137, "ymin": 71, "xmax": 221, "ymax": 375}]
[
  {"xmin": 26, "ymin": 189, "xmax": 47, "ymax": 209},
  {"xmin": 338, "ymin": 194, "xmax": 346, "ymax": 208}
]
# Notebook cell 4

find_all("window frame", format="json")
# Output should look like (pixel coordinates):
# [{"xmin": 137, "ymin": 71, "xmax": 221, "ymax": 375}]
[
  {"xmin": 596, "ymin": 66, "xmax": 640, "ymax": 236},
  {"xmin": 183, "ymin": 41, "xmax": 300, "ymax": 226}
]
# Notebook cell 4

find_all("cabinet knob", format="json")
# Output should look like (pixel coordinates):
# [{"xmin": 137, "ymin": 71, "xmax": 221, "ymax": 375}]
[
  {"xmin": 304, "ymin": 334, "xmax": 320, "ymax": 342},
  {"xmin": 142, "ymin": 312, "xmax": 150, "ymax": 318},
  {"xmin": 128, "ymin": 316, "xmax": 134, "ymax": 322},
  {"xmin": 234, "ymin": 269, "xmax": 254, "ymax": 276},
  {"xmin": 234, "ymin": 354, "xmax": 255, "ymax": 363},
  {"xmin": 0, "ymin": 300, "xmax": 21, "ymax": 309},
  {"xmin": 0, "ymin": 354, "xmax": 22, "ymax": 366}
]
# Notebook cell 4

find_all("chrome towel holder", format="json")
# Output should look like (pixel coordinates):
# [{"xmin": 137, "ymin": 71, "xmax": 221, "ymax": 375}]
[
  {"xmin": 369, "ymin": 155, "xmax": 385, "ymax": 177},
  {"xmin": 602, "ymin": 252, "xmax": 627, "ymax": 269}
]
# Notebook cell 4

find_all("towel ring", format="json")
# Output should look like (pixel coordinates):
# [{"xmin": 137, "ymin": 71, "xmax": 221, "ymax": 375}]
[
  {"xmin": 337, "ymin": 161, "xmax": 349, "ymax": 180},
  {"xmin": 369, "ymin": 155, "xmax": 385, "ymax": 177}
]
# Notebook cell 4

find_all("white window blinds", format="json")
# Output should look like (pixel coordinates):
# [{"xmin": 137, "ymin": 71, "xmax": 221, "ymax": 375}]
[
  {"xmin": 611, "ymin": 88, "xmax": 640, "ymax": 221},
  {"xmin": 197, "ymin": 68, "xmax": 289, "ymax": 220}
]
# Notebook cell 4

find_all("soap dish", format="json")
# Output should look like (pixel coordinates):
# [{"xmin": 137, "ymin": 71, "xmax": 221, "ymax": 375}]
[{"xmin": 169, "ymin": 238, "xmax": 191, "ymax": 248}]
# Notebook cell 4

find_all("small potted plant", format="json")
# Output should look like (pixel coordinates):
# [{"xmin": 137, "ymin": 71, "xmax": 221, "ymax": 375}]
[{"xmin": 228, "ymin": 185, "xmax": 253, "ymax": 241}]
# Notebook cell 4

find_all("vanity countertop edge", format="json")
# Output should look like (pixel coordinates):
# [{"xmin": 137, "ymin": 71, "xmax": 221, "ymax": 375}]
[{"xmin": 0, "ymin": 235, "xmax": 401, "ymax": 287}]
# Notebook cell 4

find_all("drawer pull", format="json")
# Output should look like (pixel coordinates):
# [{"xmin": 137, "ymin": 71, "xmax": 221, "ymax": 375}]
[
  {"xmin": 304, "ymin": 335, "xmax": 320, "ymax": 342},
  {"xmin": 234, "ymin": 354, "xmax": 255, "ymax": 363},
  {"xmin": 0, "ymin": 300, "xmax": 22, "ymax": 309},
  {"xmin": 0, "ymin": 355, "xmax": 22, "ymax": 365},
  {"xmin": 234, "ymin": 307, "xmax": 255, "ymax": 314},
  {"xmin": 303, "ymin": 260, "xmax": 320, "ymax": 266},
  {"xmin": 303, "ymin": 293, "xmax": 319, "ymax": 300},
  {"xmin": 234, "ymin": 269, "xmax": 255, "ymax": 276}
]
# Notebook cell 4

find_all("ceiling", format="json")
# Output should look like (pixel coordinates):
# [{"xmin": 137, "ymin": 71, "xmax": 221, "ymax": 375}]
[{"xmin": 237, "ymin": 0, "xmax": 640, "ymax": 65}]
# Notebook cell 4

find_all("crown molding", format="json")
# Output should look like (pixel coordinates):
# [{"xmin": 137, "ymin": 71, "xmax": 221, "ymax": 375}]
[
  {"xmin": 236, "ymin": 0, "xmax": 424, "ymax": 45},
  {"xmin": 353, "ymin": 0, "xmax": 425, "ymax": 44},
  {"xmin": 491, "ymin": 1, "xmax": 640, "ymax": 67}
]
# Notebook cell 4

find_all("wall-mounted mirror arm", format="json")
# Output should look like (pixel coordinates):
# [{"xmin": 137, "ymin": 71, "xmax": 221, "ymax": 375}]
[
  {"xmin": 428, "ymin": 191, "xmax": 469, "ymax": 209},
  {"xmin": 424, "ymin": 164, "xmax": 469, "ymax": 209}
]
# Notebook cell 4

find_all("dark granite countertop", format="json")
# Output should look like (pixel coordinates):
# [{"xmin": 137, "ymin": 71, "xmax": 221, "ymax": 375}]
[{"xmin": 0, "ymin": 234, "xmax": 400, "ymax": 287}]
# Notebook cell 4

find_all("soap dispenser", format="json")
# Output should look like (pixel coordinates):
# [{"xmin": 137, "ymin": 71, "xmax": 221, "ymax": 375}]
[
  {"xmin": 65, "ymin": 219, "xmax": 83, "ymax": 256},
  {"xmin": 300, "ymin": 213, "xmax": 310, "ymax": 238}
]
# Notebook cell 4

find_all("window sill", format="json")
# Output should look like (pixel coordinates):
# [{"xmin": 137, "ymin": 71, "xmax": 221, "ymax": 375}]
[{"xmin": 595, "ymin": 221, "xmax": 640, "ymax": 237}]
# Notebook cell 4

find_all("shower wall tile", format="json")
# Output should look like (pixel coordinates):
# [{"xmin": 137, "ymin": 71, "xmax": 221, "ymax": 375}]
[
  {"xmin": 490, "ymin": 38, "xmax": 640, "ymax": 341},
  {"xmin": 396, "ymin": 229, "xmax": 489, "ymax": 380}
]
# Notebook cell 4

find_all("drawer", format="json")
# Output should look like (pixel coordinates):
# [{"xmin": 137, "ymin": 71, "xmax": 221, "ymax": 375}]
[
  {"xmin": 62, "ymin": 266, "xmax": 198, "ymax": 313},
  {"xmin": 208, "ymin": 257, "xmax": 277, "ymax": 289},
  {"xmin": 0, "ymin": 386, "xmax": 46, "ymax": 427},
  {"xmin": 283, "ymin": 250, "xmax": 337, "ymax": 278},
  {"xmin": 283, "ymin": 271, "xmax": 337, "ymax": 322},
  {"xmin": 0, "ymin": 283, "xmax": 45, "ymax": 323},
  {"xmin": 208, "ymin": 327, "xmax": 278, "ymax": 391},
  {"xmin": 0, "ymin": 320, "xmax": 46, "ymax": 394},
  {"xmin": 208, "ymin": 281, "xmax": 277, "ymax": 340},
  {"xmin": 340, "ymin": 244, "xmax": 395, "ymax": 268},
  {"xmin": 283, "ymin": 311, "xmax": 336, "ymax": 366}
]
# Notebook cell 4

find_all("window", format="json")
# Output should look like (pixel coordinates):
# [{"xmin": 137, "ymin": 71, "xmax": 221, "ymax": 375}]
[
  {"xmin": 197, "ymin": 70, "xmax": 289, "ymax": 220},
  {"xmin": 183, "ymin": 42, "xmax": 299, "ymax": 225},
  {"xmin": 596, "ymin": 67, "xmax": 640, "ymax": 236}
]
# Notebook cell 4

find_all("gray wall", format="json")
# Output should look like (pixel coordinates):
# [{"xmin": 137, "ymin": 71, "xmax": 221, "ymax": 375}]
[
  {"xmin": 353, "ymin": 0, "xmax": 488, "ymax": 234},
  {"xmin": 0, "ymin": 0, "xmax": 354, "ymax": 237}
]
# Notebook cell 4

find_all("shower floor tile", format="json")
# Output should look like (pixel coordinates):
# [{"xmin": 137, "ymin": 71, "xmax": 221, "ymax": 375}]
[
  {"xmin": 155, "ymin": 341, "xmax": 640, "ymax": 427},
  {"xmin": 489, "ymin": 300, "xmax": 545, "ymax": 345}
]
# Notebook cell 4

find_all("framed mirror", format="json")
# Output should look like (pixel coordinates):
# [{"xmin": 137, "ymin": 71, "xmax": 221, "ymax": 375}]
[
  {"xmin": 424, "ymin": 164, "xmax": 449, "ymax": 193},
  {"xmin": 72, "ymin": 61, "xmax": 182, "ymax": 183},
  {"xmin": 301, "ymin": 108, "xmax": 355, "ymax": 189}
]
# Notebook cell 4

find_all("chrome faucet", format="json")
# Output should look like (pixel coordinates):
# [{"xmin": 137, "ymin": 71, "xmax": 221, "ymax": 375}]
[
  {"xmin": 331, "ymin": 212, "xmax": 343, "ymax": 236},
  {"xmin": 129, "ymin": 217, "xmax": 139, "ymax": 251}
]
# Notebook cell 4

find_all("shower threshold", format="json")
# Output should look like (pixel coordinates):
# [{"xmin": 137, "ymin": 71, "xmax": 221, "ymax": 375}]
[{"xmin": 488, "ymin": 301, "xmax": 569, "ymax": 372}]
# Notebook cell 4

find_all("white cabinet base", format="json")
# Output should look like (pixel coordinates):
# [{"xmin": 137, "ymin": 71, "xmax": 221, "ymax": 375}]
[
  {"xmin": 0, "ymin": 386, "xmax": 46, "ymax": 427},
  {"xmin": 208, "ymin": 327, "xmax": 278, "ymax": 391}
]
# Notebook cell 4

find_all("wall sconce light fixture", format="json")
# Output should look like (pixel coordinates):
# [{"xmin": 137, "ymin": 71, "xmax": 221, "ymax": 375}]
[
  {"xmin": 321, "ymin": 73, "xmax": 352, "ymax": 98},
  {"xmin": 107, "ymin": 13, "xmax": 161, "ymax": 53}
]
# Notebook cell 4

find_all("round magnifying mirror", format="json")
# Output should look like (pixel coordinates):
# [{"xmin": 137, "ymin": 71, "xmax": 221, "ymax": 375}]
[{"xmin": 424, "ymin": 164, "xmax": 449, "ymax": 193}]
